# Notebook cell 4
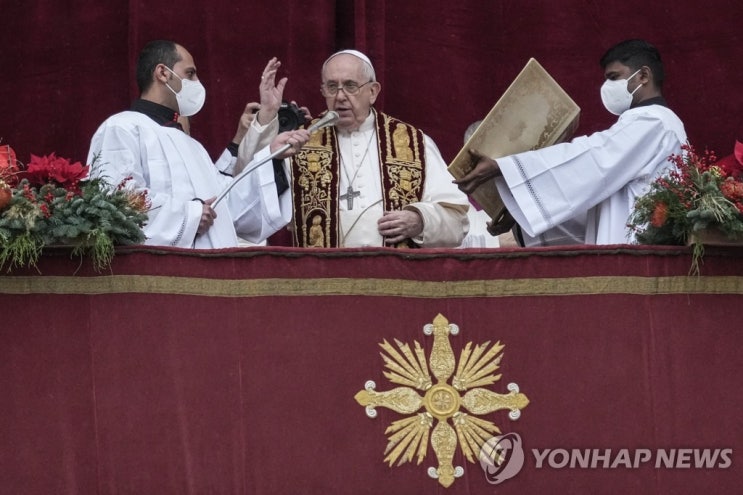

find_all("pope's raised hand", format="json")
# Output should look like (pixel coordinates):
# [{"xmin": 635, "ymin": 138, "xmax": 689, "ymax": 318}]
[{"xmin": 257, "ymin": 57, "xmax": 287, "ymax": 126}]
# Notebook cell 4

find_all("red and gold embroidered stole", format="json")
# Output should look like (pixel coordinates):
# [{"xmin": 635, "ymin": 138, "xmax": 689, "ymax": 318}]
[{"xmin": 289, "ymin": 109, "xmax": 427, "ymax": 247}]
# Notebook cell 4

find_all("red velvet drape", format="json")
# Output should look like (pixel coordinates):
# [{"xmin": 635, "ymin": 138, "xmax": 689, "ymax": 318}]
[
  {"xmin": 1, "ymin": 245, "xmax": 742, "ymax": 494},
  {"xmin": 1, "ymin": 1, "xmax": 742, "ymax": 167}
]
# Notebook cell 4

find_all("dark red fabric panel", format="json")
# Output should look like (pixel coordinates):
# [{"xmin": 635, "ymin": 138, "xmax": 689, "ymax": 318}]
[
  {"xmin": 15, "ymin": 242, "xmax": 743, "ymax": 279},
  {"xmin": 89, "ymin": 294, "xmax": 245, "ymax": 493},
  {"xmin": 1, "ymin": 1, "xmax": 741, "ymax": 168},
  {"xmin": 1, "ymin": 246, "xmax": 742, "ymax": 494},
  {"xmin": 0, "ymin": 296, "xmax": 98, "ymax": 493},
  {"xmin": 362, "ymin": 0, "xmax": 743, "ymax": 159}
]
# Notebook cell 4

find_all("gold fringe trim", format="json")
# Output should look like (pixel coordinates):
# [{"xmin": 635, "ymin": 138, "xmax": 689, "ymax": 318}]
[{"xmin": 1, "ymin": 275, "xmax": 742, "ymax": 297}]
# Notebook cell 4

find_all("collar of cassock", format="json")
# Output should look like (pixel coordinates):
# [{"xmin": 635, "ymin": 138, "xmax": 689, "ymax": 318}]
[
  {"xmin": 338, "ymin": 109, "xmax": 376, "ymax": 137},
  {"xmin": 633, "ymin": 96, "xmax": 668, "ymax": 109},
  {"xmin": 131, "ymin": 99, "xmax": 183, "ymax": 130}
]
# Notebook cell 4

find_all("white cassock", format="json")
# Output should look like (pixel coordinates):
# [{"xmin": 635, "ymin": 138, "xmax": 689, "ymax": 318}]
[
  {"xmin": 495, "ymin": 104, "xmax": 686, "ymax": 245},
  {"xmin": 87, "ymin": 111, "xmax": 292, "ymax": 248},
  {"xmin": 216, "ymin": 117, "xmax": 277, "ymax": 176},
  {"xmin": 217, "ymin": 117, "xmax": 278, "ymax": 247},
  {"xmin": 337, "ymin": 112, "xmax": 469, "ymax": 247},
  {"xmin": 459, "ymin": 208, "xmax": 501, "ymax": 248}
]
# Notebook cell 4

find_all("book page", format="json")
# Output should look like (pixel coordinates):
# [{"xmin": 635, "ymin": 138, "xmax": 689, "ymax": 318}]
[{"xmin": 449, "ymin": 58, "xmax": 580, "ymax": 224}]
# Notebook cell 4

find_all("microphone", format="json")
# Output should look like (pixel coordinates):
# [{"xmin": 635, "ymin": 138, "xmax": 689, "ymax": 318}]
[
  {"xmin": 212, "ymin": 111, "xmax": 339, "ymax": 208},
  {"xmin": 307, "ymin": 110, "xmax": 339, "ymax": 132}
]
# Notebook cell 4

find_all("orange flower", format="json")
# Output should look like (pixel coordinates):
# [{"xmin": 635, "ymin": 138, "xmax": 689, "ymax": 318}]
[
  {"xmin": 720, "ymin": 180, "xmax": 743, "ymax": 201},
  {"xmin": 650, "ymin": 202, "xmax": 668, "ymax": 227},
  {"xmin": 0, "ymin": 182, "xmax": 11, "ymax": 210},
  {"xmin": 125, "ymin": 189, "xmax": 151, "ymax": 212}
]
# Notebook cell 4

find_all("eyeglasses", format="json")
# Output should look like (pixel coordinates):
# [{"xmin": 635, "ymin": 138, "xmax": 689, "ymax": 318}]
[{"xmin": 321, "ymin": 80, "xmax": 372, "ymax": 96}]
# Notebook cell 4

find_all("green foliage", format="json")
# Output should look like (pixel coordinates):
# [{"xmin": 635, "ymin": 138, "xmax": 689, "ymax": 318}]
[
  {"xmin": 630, "ymin": 156, "xmax": 743, "ymax": 244},
  {"xmin": 0, "ymin": 231, "xmax": 43, "ymax": 270},
  {"xmin": 628, "ymin": 143, "xmax": 743, "ymax": 274},
  {"xmin": 0, "ymin": 176, "xmax": 147, "ymax": 271}
]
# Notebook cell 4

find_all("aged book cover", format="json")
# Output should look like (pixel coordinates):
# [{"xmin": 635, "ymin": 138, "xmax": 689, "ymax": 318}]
[{"xmin": 448, "ymin": 58, "xmax": 580, "ymax": 226}]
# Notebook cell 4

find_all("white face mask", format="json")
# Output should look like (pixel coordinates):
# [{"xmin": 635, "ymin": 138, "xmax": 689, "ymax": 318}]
[
  {"xmin": 600, "ymin": 68, "xmax": 643, "ymax": 116},
  {"xmin": 164, "ymin": 66, "xmax": 206, "ymax": 117}
]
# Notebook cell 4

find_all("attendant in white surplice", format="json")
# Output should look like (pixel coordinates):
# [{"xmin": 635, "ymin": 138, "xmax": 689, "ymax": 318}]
[
  {"xmin": 178, "ymin": 101, "xmax": 262, "ymax": 178},
  {"xmin": 288, "ymin": 50, "xmax": 470, "ymax": 248},
  {"xmin": 87, "ymin": 40, "xmax": 309, "ymax": 248},
  {"xmin": 455, "ymin": 39, "xmax": 687, "ymax": 246}
]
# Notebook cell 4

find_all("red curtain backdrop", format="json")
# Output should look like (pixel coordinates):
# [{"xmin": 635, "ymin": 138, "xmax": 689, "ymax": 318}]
[
  {"xmin": 1, "ymin": 0, "xmax": 742, "ymax": 167},
  {"xmin": 1, "ymin": 245, "xmax": 742, "ymax": 494}
]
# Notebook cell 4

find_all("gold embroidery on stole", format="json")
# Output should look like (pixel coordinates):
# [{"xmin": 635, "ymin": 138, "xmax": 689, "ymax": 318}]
[
  {"xmin": 292, "ymin": 127, "xmax": 337, "ymax": 247},
  {"xmin": 290, "ymin": 110, "xmax": 426, "ymax": 248},
  {"xmin": 381, "ymin": 114, "xmax": 424, "ymax": 212}
]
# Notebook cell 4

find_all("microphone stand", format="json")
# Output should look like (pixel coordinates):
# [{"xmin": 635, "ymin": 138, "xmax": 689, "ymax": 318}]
[{"xmin": 212, "ymin": 112, "xmax": 338, "ymax": 208}]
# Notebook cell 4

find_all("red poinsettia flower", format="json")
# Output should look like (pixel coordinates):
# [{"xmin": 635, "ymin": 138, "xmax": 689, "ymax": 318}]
[
  {"xmin": 24, "ymin": 153, "xmax": 90, "ymax": 189},
  {"xmin": 715, "ymin": 141, "xmax": 743, "ymax": 179}
]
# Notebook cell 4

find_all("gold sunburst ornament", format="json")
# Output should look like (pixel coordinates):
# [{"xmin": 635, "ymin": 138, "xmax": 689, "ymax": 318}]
[{"xmin": 354, "ymin": 314, "xmax": 529, "ymax": 488}]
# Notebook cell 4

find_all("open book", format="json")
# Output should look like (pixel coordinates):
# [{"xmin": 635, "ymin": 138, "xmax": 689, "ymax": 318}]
[{"xmin": 448, "ymin": 58, "xmax": 580, "ymax": 228}]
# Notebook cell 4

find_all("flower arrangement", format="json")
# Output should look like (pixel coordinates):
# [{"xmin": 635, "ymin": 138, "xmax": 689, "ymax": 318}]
[
  {"xmin": 0, "ymin": 148, "xmax": 149, "ymax": 271},
  {"xmin": 628, "ymin": 142, "xmax": 743, "ymax": 272}
]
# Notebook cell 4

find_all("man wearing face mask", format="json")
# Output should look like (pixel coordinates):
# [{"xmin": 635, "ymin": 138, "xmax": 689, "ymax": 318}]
[
  {"xmin": 87, "ymin": 40, "xmax": 310, "ymax": 248},
  {"xmin": 455, "ymin": 39, "xmax": 687, "ymax": 246}
]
